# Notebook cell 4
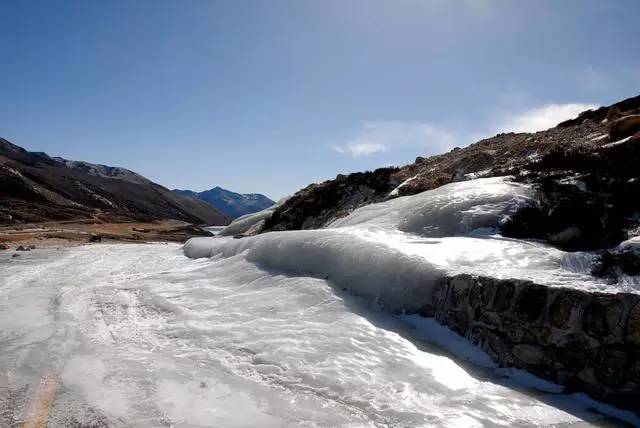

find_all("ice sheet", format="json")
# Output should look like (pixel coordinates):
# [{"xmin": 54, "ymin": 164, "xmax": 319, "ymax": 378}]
[
  {"xmin": 1, "ymin": 244, "xmax": 636, "ymax": 426},
  {"xmin": 191, "ymin": 177, "xmax": 636, "ymax": 293}
]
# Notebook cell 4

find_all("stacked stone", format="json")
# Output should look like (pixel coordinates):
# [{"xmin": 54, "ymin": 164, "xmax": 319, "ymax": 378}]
[{"xmin": 432, "ymin": 274, "xmax": 640, "ymax": 411}]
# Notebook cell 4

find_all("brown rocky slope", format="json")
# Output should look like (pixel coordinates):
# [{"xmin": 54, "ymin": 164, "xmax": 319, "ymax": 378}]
[{"xmin": 0, "ymin": 138, "xmax": 230, "ymax": 226}]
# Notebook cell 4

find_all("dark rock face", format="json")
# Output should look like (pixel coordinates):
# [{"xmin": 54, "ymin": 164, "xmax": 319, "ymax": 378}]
[
  {"xmin": 432, "ymin": 274, "xmax": 640, "ymax": 411},
  {"xmin": 500, "ymin": 132, "xmax": 640, "ymax": 251},
  {"xmin": 593, "ymin": 247, "xmax": 640, "ymax": 280},
  {"xmin": 262, "ymin": 168, "xmax": 399, "ymax": 232}
]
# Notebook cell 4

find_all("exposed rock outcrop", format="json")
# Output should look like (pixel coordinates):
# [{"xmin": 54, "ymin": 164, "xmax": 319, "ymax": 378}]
[
  {"xmin": 500, "ymin": 132, "xmax": 640, "ymax": 250},
  {"xmin": 263, "ymin": 168, "xmax": 399, "ymax": 231},
  {"xmin": 609, "ymin": 114, "xmax": 640, "ymax": 141},
  {"xmin": 593, "ymin": 237, "xmax": 640, "ymax": 281}
]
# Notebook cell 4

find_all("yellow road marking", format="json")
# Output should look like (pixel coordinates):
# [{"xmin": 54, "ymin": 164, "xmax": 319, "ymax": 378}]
[{"xmin": 22, "ymin": 374, "xmax": 58, "ymax": 428}]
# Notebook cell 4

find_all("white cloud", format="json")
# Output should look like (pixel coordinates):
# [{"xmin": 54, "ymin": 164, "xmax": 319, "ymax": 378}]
[
  {"xmin": 497, "ymin": 103, "xmax": 598, "ymax": 133},
  {"xmin": 332, "ymin": 121, "xmax": 456, "ymax": 157},
  {"xmin": 332, "ymin": 141, "xmax": 388, "ymax": 156},
  {"xmin": 332, "ymin": 102, "xmax": 599, "ymax": 159}
]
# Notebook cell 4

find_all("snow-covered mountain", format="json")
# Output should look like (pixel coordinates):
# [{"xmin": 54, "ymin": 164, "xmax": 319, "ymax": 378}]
[{"xmin": 173, "ymin": 186, "xmax": 274, "ymax": 219}]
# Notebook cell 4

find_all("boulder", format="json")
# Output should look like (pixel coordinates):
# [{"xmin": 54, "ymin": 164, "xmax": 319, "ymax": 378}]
[
  {"xmin": 88, "ymin": 234, "xmax": 102, "ymax": 243},
  {"xmin": 0, "ymin": 243, "xmax": 8, "ymax": 250},
  {"xmin": 592, "ymin": 237, "xmax": 640, "ymax": 280},
  {"xmin": 606, "ymin": 106, "xmax": 622, "ymax": 123},
  {"xmin": 608, "ymin": 114, "xmax": 640, "ymax": 141},
  {"xmin": 15, "ymin": 245, "xmax": 30, "ymax": 252}
]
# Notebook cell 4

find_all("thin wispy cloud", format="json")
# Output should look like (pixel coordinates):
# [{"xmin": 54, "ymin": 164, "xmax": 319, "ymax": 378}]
[
  {"xmin": 333, "ymin": 102, "xmax": 597, "ymax": 159},
  {"xmin": 332, "ymin": 141, "xmax": 388, "ymax": 156},
  {"xmin": 496, "ymin": 103, "xmax": 598, "ymax": 133},
  {"xmin": 332, "ymin": 121, "xmax": 456, "ymax": 157}
]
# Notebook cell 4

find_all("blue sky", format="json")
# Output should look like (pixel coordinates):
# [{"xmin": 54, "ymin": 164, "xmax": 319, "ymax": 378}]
[{"xmin": 1, "ymin": 1, "xmax": 639, "ymax": 199}]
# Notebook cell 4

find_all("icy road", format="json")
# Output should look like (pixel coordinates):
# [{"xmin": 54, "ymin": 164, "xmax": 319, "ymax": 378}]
[{"xmin": 0, "ymin": 243, "xmax": 637, "ymax": 427}]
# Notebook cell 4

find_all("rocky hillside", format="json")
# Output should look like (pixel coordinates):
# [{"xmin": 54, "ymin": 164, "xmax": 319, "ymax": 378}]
[
  {"xmin": 262, "ymin": 94, "xmax": 640, "ymax": 253},
  {"xmin": 0, "ymin": 138, "xmax": 230, "ymax": 226},
  {"xmin": 174, "ymin": 186, "xmax": 274, "ymax": 219}
]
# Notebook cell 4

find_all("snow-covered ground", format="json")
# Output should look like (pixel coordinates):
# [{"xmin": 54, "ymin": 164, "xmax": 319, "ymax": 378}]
[{"xmin": 1, "ymin": 244, "xmax": 637, "ymax": 427}]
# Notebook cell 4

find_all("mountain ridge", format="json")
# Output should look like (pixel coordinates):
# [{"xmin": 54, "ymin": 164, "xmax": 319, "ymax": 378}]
[
  {"xmin": 0, "ymin": 137, "xmax": 230, "ymax": 226},
  {"xmin": 173, "ymin": 186, "xmax": 274, "ymax": 219}
]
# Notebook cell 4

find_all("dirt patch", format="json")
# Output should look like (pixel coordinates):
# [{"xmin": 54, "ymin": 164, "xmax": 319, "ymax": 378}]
[{"xmin": 0, "ymin": 219, "xmax": 212, "ymax": 248}]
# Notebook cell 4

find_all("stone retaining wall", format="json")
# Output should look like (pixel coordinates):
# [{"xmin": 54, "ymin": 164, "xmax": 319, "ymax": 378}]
[{"xmin": 432, "ymin": 274, "xmax": 640, "ymax": 411}]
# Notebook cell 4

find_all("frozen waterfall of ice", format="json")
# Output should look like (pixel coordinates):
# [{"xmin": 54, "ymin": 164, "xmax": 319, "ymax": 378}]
[{"xmin": 189, "ymin": 177, "xmax": 638, "ymax": 295}]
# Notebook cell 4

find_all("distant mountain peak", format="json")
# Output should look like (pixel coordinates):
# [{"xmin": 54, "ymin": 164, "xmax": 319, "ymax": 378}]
[{"xmin": 173, "ymin": 186, "xmax": 274, "ymax": 219}]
